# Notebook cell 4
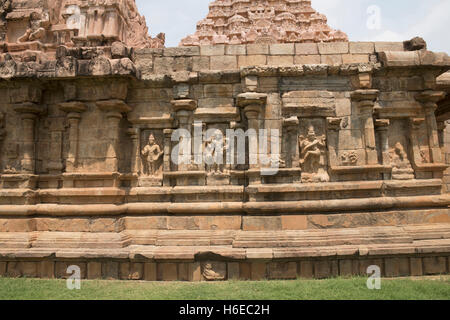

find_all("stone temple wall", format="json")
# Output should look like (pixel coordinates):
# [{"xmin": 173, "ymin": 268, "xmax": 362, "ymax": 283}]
[{"xmin": 0, "ymin": 2, "xmax": 450, "ymax": 281}]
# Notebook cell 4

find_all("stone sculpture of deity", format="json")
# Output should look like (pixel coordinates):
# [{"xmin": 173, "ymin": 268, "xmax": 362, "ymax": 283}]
[
  {"xmin": 204, "ymin": 135, "xmax": 228, "ymax": 175},
  {"xmin": 299, "ymin": 125, "xmax": 329, "ymax": 183},
  {"xmin": 390, "ymin": 142, "xmax": 415, "ymax": 180},
  {"xmin": 141, "ymin": 134, "xmax": 163, "ymax": 176}
]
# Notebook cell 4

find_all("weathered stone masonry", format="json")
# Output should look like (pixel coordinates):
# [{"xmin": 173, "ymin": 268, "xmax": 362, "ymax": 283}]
[{"xmin": 0, "ymin": 0, "xmax": 450, "ymax": 281}]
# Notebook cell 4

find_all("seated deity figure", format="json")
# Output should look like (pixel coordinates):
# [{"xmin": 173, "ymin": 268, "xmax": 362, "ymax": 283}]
[
  {"xmin": 299, "ymin": 126, "xmax": 329, "ymax": 183},
  {"xmin": 141, "ymin": 134, "xmax": 163, "ymax": 176},
  {"xmin": 18, "ymin": 12, "xmax": 48, "ymax": 43},
  {"xmin": 390, "ymin": 142, "xmax": 415, "ymax": 180}
]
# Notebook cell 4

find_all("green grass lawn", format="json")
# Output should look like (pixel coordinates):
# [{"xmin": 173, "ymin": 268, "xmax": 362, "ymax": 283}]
[{"xmin": 0, "ymin": 276, "xmax": 449, "ymax": 300}]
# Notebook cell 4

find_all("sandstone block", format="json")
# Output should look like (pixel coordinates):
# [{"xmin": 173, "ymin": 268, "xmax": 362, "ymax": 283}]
[
  {"xmin": 164, "ymin": 47, "xmax": 200, "ymax": 57},
  {"xmin": 247, "ymin": 44, "xmax": 269, "ymax": 55},
  {"xmin": 349, "ymin": 42, "xmax": 375, "ymax": 54},
  {"xmin": 200, "ymin": 45, "xmax": 225, "ymax": 56},
  {"xmin": 242, "ymin": 216, "xmax": 282, "ymax": 231},
  {"xmin": 158, "ymin": 263, "xmax": 178, "ymax": 281},
  {"xmin": 294, "ymin": 55, "xmax": 321, "ymax": 65},
  {"xmin": 193, "ymin": 56, "xmax": 210, "ymax": 71},
  {"xmin": 240, "ymin": 263, "xmax": 252, "ymax": 280},
  {"xmin": 103, "ymin": 262, "xmax": 119, "ymax": 280},
  {"xmin": 299, "ymin": 261, "xmax": 314, "ymax": 279},
  {"xmin": 375, "ymin": 42, "xmax": 405, "ymax": 52},
  {"xmin": 251, "ymin": 262, "xmax": 267, "ymax": 280},
  {"xmin": 210, "ymin": 56, "xmax": 237, "ymax": 70},
  {"xmin": 281, "ymin": 215, "xmax": 307, "ymax": 230},
  {"xmin": 267, "ymin": 55, "xmax": 294, "ymax": 66},
  {"xmin": 268, "ymin": 262, "xmax": 297, "ymax": 279},
  {"xmin": 225, "ymin": 45, "xmax": 246, "ymax": 55},
  {"xmin": 410, "ymin": 258, "xmax": 423, "ymax": 276},
  {"xmin": 423, "ymin": 257, "xmax": 447, "ymax": 275},
  {"xmin": 190, "ymin": 262, "xmax": 202, "ymax": 281},
  {"xmin": 40, "ymin": 261, "xmax": 55, "ymax": 279},
  {"xmin": 295, "ymin": 43, "xmax": 319, "ymax": 55},
  {"xmin": 0, "ymin": 262, "xmax": 7, "ymax": 276},
  {"xmin": 144, "ymin": 263, "xmax": 157, "ymax": 281},
  {"xmin": 321, "ymin": 54, "xmax": 343, "ymax": 65},
  {"xmin": 385, "ymin": 258, "xmax": 410, "ymax": 277},
  {"xmin": 339, "ymin": 259, "xmax": 359, "ymax": 276},
  {"xmin": 342, "ymin": 54, "xmax": 369, "ymax": 64},
  {"xmin": 204, "ymin": 84, "xmax": 234, "ymax": 97},
  {"xmin": 318, "ymin": 42, "xmax": 349, "ymax": 54},
  {"xmin": 87, "ymin": 262, "xmax": 102, "ymax": 279},
  {"xmin": 238, "ymin": 55, "xmax": 267, "ymax": 67},
  {"xmin": 228, "ymin": 262, "xmax": 240, "ymax": 280},
  {"xmin": 178, "ymin": 263, "xmax": 190, "ymax": 281},
  {"xmin": 270, "ymin": 43, "xmax": 295, "ymax": 55}
]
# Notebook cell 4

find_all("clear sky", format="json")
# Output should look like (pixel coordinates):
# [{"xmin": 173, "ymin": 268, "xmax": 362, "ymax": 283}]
[{"xmin": 136, "ymin": 0, "xmax": 450, "ymax": 53}]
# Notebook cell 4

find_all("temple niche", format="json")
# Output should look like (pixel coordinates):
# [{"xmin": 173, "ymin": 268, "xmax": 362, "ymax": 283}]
[
  {"xmin": 180, "ymin": 0, "xmax": 348, "ymax": 46},
  {"xmin": 0, "ymin": 0, "xmax": 450, "ymax": 282}
]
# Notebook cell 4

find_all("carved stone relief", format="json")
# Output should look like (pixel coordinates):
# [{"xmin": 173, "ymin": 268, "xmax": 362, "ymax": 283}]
[{"xmin": 298, "ymin": 119, "xmax": 329, "ymax": 183}]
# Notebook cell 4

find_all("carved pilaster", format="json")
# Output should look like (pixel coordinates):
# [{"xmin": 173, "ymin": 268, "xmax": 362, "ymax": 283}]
[
  {"xmin": 351, "ymin": 89, "xmax": 379, "ymax": 165},
  {"xmin": 96, "ymin": 99, "xmax": 132, "ymax": 173},
  {"xmin": 127, "ymin": 127, "xmax": 140, "ymax": 176},
  {"xmin": 375, "ymin": 119, "xmax": 390, "ymax": 179},
  {"xmin": 327, "ymin": 117, "xmax": 343, "ymax": 168},
  {"xmin": 237, "ymin": 92, "xmax": 267, "ymax": 184},
  {"xmin": 163, "ymin": 129, "xmax": 173, "ymax": 186},
  {"xmin": 415, "ymin": 90, "xmax": 446, "ymax": 163},
  {"xmin": 409, "ymin": 118, "xmax": 427, "ymax": 166},
  {"xmin": 13, "ymin": 102, "xmax": 46, "ymax": 174},
  {"xmin": 59, "ymin": 101, "xmax": 88, "ymax": 172}
]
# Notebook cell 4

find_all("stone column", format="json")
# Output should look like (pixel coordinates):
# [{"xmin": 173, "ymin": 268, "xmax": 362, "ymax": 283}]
[
  {"xmin": 0, "ymin": 113, "xmax": 5, "ymax": 171},
  {"xmin": 171, "ymin": 99, "xmax": 197, "ymax": 172},
  {"xmin": 127, "ymin": 127, "xmax": 140, "ymax": 175},
  {"xmin": 59, "ymin": 102, "xmax": 88, "ymax": 172},
  {"xmin": 97, "ymin": 100, "xmax": 132, "ymax": 173},
  {"xmin": 13, "ymin": 103, "xmax": 45, "ymax": 174},
  {"xmin": 326, "ymin": 117, "xmax": 343, "ymax": 168},
  {"xmin": 163, "ymin": 129, "xmax": 173, "ymax": 186},
  {"xmin": 283, "ymin": 116, "xmax": 299, "ymax": 169},
  {"xmin": 237, "ymin": 93, "xmax": 267, "ymax": 184},
  {"xmin": 351, "ymin": 90, "xmax": 379, "ymax": 165},
  {"xmin": 47, "ymin": 119, "xmax": 65, "ymax": 175},
  {"xmin": 409, "ymin": 118, "xmax": 427, "ymax": 166},
  {"xmin": 375, "ymin": 119, "xmax": 390, "ymax": 179},
  {"xmin": 416, "ymin": 91, "xmax": 446, "ymax": 163}
]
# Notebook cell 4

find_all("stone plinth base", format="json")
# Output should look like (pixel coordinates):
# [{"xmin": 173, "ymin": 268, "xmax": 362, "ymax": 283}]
[{"xmin": 0, "ymin": 223, "xmax": 449, "ymax": 281}]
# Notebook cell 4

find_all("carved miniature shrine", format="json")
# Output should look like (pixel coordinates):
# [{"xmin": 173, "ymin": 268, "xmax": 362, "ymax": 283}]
[{"xmin": 0, "ymin": 0, "xmax": 449, "ymax": 281}]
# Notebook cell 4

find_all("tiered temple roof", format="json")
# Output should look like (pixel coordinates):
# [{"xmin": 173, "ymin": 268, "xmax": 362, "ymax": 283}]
[{"xmin": 180, "ymin": 0, "xmax": 348, "ymax": 46}]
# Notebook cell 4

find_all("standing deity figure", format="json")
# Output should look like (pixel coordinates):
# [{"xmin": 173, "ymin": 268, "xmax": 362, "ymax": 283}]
[
  {"xmin": 204, "ymin": 135, "xmax": 228, "ymax": 175},
  {"xmin": 299, "ymin": 126, "xmax": 329, "ymax": 183},
  {"xmin": 141, "ymin": 134, "xmax": 163, "ymax": 176},
  {"xmin": 390, "ymin": 142, "xmax": 415, "ymax": 180}
]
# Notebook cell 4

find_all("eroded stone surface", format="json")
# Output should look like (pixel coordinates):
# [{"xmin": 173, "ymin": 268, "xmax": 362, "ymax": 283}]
[{"xmin": 180, "ymin": 0, "xmax": 348, "ymax": 46}]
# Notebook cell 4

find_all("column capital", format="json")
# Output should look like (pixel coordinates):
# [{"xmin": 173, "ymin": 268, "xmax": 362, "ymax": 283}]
[
  {"xmin": 171, "ymin": 99, "xmax": 197, "ymax": 113},
  {"xmin": 375, "ymin": 119, "xmax": 390, "ymax": 131},
  {"xmin": 283, "ymin": 116, "xmax": 299, "ymax": 131},
  {"xmin": 13, "ymin": 102, "xmax": 46, "ymax": 117},
  {"xmin": 350, "ymin": 90, "xmax": 379, "ymax": 110},
  {"xmin": 415, "ymin": 90, "xmax": 446, "ymax": 105},
  {"xmin": 237, "ymin": 92, "xmax": 267, "ymax": 108},
  {"xmin": 59, "ymin": 101, "xmax": 88, "ymax": 114},
  {"xmin": 96, "ymin": 99, "xmax": 132, "ymax": 114},
  {"xmin": 327, "ymin": 117, "xmax": 343, "ymax": 131}
]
